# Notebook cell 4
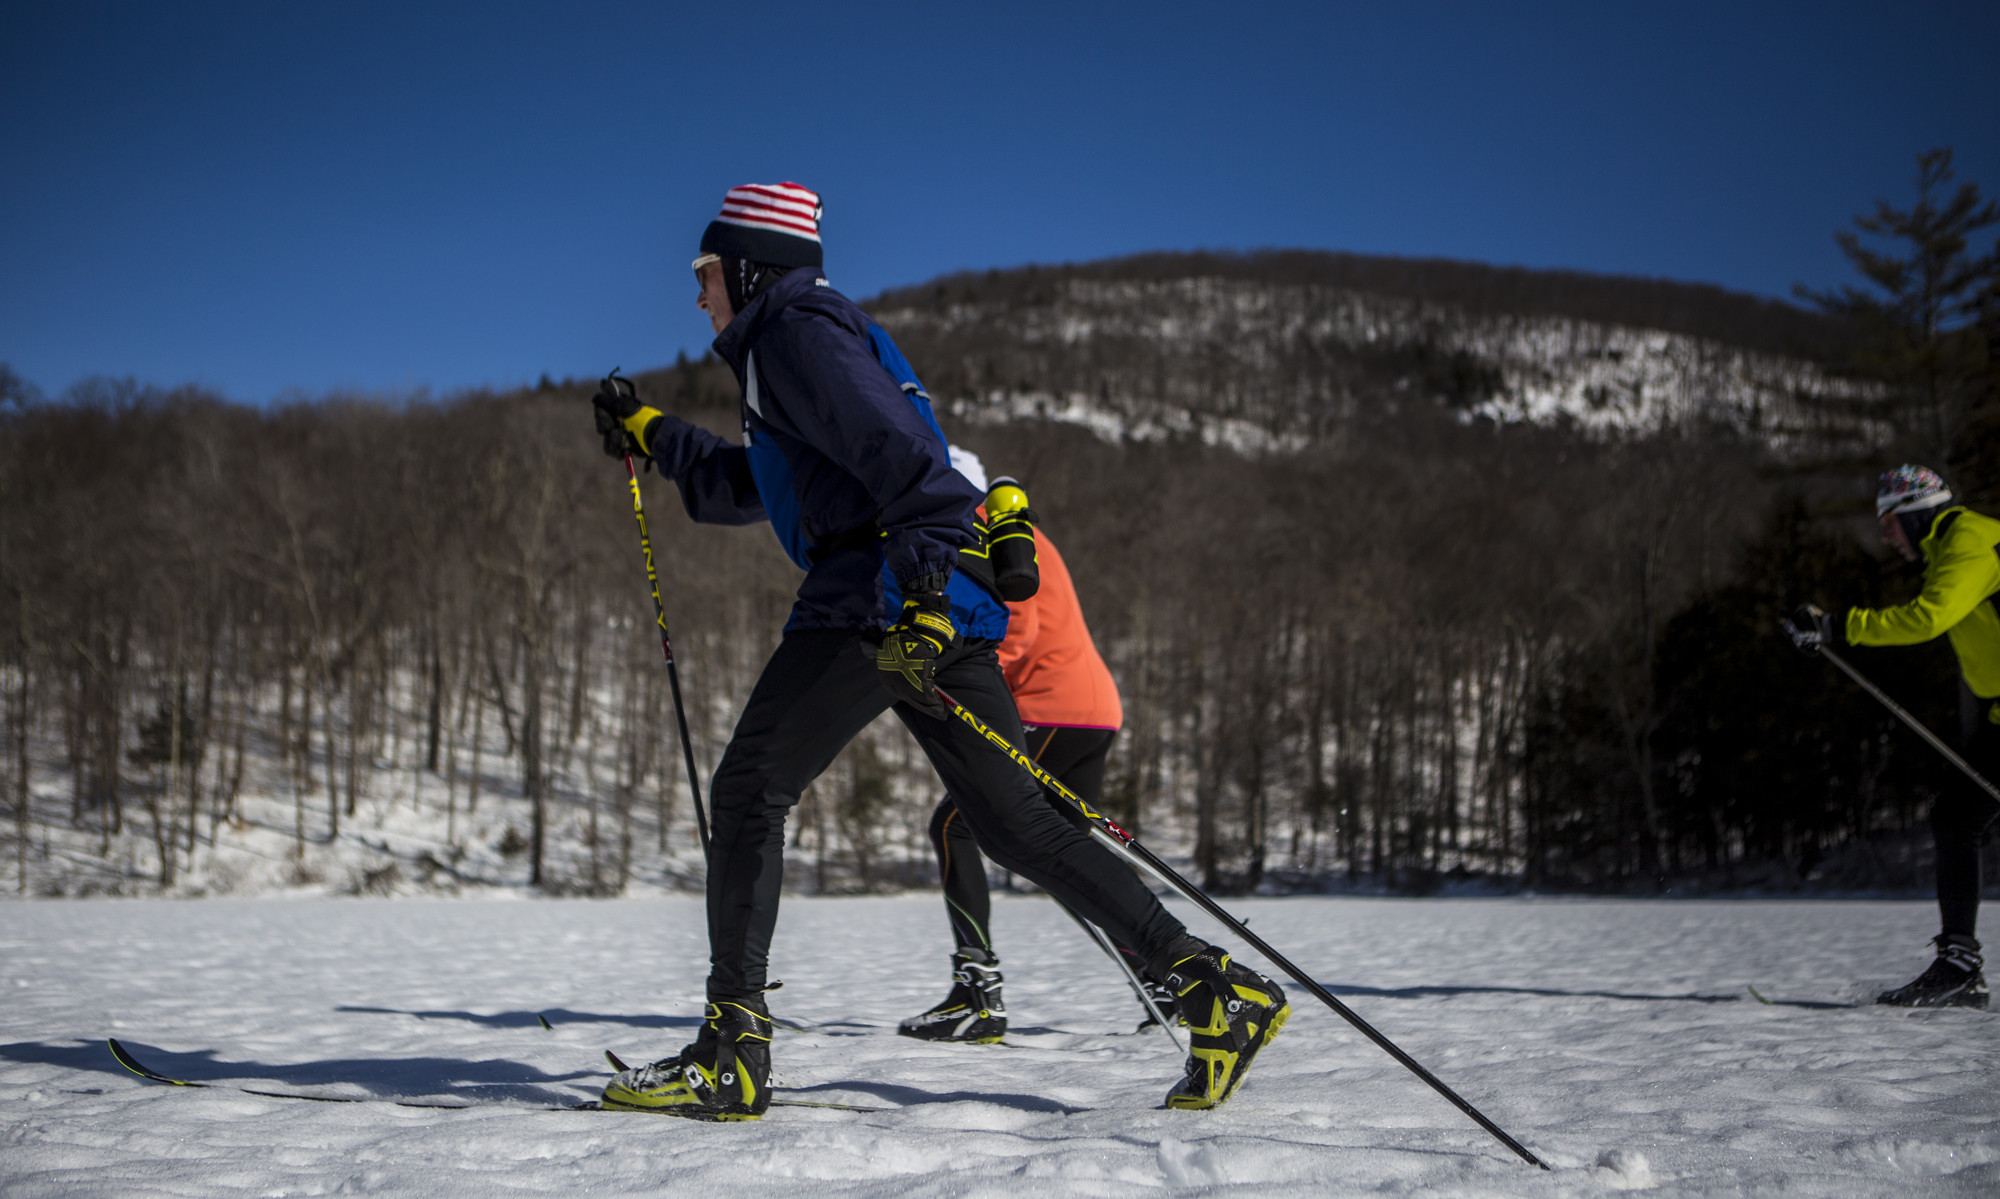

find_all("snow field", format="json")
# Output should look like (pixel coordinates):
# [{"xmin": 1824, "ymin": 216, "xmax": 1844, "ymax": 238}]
[{"xmin": 2, "ymin": 895, "xmax": 1996, "ymax": 1196}]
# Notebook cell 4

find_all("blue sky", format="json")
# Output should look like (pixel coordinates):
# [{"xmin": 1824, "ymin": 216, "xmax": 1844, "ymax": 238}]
[{"xmin": 3, "ymin": 1, "xmax": 1994, "ymax": 404}]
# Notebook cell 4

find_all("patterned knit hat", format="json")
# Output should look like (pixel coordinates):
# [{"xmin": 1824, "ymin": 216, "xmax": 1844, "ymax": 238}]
[
  {"xmin": 1876, "ymin": 465, "xmax": 1952, "ymax": 517},
  {"xmin": 697, "ymin": 182, "xmax": 823, "ymax": 269}
]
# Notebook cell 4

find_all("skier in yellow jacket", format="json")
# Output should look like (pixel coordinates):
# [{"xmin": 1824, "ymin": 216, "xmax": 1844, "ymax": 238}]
[{"xmin": 1799, "ymin": 465, "xmax": 1998, "ymax": 1008}]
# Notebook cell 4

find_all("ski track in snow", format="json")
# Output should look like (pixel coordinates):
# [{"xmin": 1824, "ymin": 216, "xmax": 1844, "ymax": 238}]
[{"xmin": 2, "ymin": 895, "xmax": 1995, "ymax": 1196}]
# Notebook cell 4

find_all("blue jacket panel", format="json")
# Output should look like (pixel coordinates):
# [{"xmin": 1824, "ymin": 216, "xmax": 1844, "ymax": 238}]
[
  {"xmin": 648, "ymin": 268, "xmax": 1005, "ymax": 637},
  {"xmin": 883, "ymin": 565, "xmax": 1007, "ymax": 642}
]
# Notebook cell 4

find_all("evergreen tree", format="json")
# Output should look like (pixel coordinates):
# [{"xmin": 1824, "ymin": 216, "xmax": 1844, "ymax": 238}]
[
  {"xmin": 1958, "ymin": 255, "xmax": 2000, "ymax": 505},
  {"xmin": 1796, "ymin": 148, "xmax": 1999, "ymax": 485}
]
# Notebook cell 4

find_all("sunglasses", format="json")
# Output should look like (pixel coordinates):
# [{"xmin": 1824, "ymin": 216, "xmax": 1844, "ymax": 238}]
[{"xmin": 692, "ymin": 253, "xmax": 720, "ymax": 286}]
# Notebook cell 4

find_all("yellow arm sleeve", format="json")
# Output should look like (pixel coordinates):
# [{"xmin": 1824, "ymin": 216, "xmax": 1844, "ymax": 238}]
[{"xmin": 1847, "ymin": 521, "xmax": 2000, "ymax": 646}]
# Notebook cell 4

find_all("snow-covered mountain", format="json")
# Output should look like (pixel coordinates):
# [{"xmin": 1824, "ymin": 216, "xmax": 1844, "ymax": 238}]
[{"xmin": 870, "ymin": 259, "xmax": 1871, "ymax": 454}]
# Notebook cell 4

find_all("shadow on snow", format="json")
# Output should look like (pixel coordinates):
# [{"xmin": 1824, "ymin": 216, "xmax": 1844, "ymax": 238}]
[
  {"xmin": 337, "ymin": 1005, "xmax": 704, "ymax": 1030},
  {"xmin": 3, "ymin": 1039, "xmax": 1093, "ymax": 1117},
  {"xmin": 1319, "ymin": 982, "xmax": 1847, "ymax": 1009},
  {"xmin": 1, "ymin": 1039, "xmax": 595, "ymax": 1105},
  {"xmin": 782, "ymin": 1077, "xmax": 1089, "ymax": 1115}
]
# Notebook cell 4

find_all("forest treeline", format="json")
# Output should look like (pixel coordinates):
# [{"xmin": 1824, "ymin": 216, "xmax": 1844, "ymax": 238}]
[{"xmin": 2, "ymin": 151, "xmax": 1995, "ymax": 898}]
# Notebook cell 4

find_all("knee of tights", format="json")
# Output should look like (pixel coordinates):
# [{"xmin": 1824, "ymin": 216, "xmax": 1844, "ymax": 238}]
[
  {"xmin": 709, "ymin": 768, "xmax": 808, "ymax": 809},
  {"xmin": 956, "ymin": 820, "xmax": 1058, "ymax": 869}
]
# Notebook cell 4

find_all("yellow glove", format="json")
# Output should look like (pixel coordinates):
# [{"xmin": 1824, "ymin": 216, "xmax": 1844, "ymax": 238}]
[{"xmin": 877, "ymin": 593, "xmax": 956, "ymax": 716}]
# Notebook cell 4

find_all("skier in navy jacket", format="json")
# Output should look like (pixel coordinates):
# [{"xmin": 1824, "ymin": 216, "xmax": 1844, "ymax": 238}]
[{"xmin": 587, "ymin": 183, "xmax": 1288, "ymax": 1120}]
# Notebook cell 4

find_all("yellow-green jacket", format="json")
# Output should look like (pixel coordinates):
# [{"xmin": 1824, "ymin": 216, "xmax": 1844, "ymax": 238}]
[{"xmin": 1847, "ymin": 506, "xmax": 2000, "ymax": 698}]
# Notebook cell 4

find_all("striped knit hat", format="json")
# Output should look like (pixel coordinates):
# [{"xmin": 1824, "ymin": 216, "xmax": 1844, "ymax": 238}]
[{"xmin": 698, "ymin": 182, "xmax": 823, "ymax": 269}]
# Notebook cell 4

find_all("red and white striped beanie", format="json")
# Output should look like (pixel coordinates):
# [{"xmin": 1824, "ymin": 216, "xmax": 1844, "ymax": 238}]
[{"xmin": 698, "ymin": 182, "xmax": 823, "ymax": 269}]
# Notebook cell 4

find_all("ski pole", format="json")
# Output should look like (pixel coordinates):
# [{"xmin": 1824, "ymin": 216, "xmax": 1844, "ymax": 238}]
[
  {"xmin": 1054, "ymin": 899, "xmax": 1187, "ymax": 1053},
  {"xmin": 931, "ymin": 686, "xmax": 1548, "ymax": 1170},
  {"xmin": 617, "ymin": 433, "xmax": 710, "ymax": 858},
  {"xmin": 1780, "ymin": 618, "xmax": 2000, "ymax": 804}
]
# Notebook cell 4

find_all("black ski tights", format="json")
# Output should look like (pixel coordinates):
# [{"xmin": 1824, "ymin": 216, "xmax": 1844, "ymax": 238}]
[
  {"xmin": 928, "ymin": 725, "xmax": 1137, "ymax": 964},
  {"xmin": 1938, "ymin": 691, "xmax": 2000, "ymax": 938},
  {"xmin": 702, "ymin": 631, "xmax": 1184, "ymax": 999}
]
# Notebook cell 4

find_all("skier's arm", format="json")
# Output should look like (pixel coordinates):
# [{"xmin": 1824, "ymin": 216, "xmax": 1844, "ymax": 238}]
[
  {"xmin": 756, "ymin": 313, "xmax": 977, "ymax": 589},
  {"xmin": 647, "ymin": 415, "xmax": 768, "ymax": 527},
  {"xmin": 1848, "ymin": 532, "xmax": 2000, "ymax": 646}
]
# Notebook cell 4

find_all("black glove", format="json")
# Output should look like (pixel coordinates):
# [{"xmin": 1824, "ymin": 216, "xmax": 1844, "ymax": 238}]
[
  {"xmin": 1786, "ymin": 603, "xmax": 1840, "ymax": 655},
  {"xmin": 591, "ymin": 370, "xmax": 663, "ymax": 459},
  {"xmin": 877, "ymin": 592, "xmax": 956, "ymax": 717}
]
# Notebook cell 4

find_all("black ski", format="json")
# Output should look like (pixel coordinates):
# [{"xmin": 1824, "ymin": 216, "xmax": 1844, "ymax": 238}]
[{"xmin": 603, "ymin": 1050, "xmax": 886, "ymax": 1112}]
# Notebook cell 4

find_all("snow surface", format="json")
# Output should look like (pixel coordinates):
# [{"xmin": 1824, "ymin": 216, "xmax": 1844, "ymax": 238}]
[{"xmin": 4, "ymin": 895, "xmax": 1996, "ymax": 1196}]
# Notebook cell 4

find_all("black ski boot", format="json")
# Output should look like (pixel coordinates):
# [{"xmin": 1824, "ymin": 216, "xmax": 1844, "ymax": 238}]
[
  {"xmin": 602, "ymin": 995, "xmax": 773, "ymax": 1119},
  {"xmin": 1155, "ymin": 943, "xmax": 1289, "ymax": 1109},
  {"xmin": 898, "ymin": 948, "xmax": 1006, "ymax": 1043},
  {"xmin": 1877, "ymin": 935, "xmax": 1989, "ymax": 1009}
]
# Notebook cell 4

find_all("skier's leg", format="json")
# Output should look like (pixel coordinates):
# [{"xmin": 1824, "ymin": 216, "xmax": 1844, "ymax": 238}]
[
  {"xmin": 1934, "ymin": 714, "xmax": 2000, "ymax": 938},
  {"xmin": 930, "ymin": 796, "xmax": 995, "ymax": 954},
  {"xmin": 899, "ymin": 795, "xmax": 1009, "ymax": 1042},
  {"xmin": 900, "ymin": 648, "xmax": 1288, "ymax": 1107},
  {"xmin": 1027, "ymin": 724, "xmax": 1178, "ymax": 1024},
  {"xmin": 609, "ymin": 629, "xmax": 893, "ymax": 1117},
  {"xmin": 1880, "ymin": 696, "xmax": 1998, "ymax": 1008},
  {"xmin": 896, "ymin": 647, "xmax": 1185, "ymax": 960},
  {"xmin": 930, "ymin": 727, "xmax": 1116, "ymax": 954},
  {"xmin": 705, "ymin": 628, "xmax": 891, "ymax": 1000},
  {"xmin": 1933, "ymin": 790, "xmax": 1999, "ymax": 939},
  {"xmin": 1028, "ymin": 724, "xmax": 1114, "ymax": 834},
  {"xmin": 900, "ymin": 729, "xmax": 1116, "ymax": 1044},
  {"xmin": 1935, "ymin": 690, "xmax": 2000, "ymax": 938},
  {"xmin": 933, "ymin": 725, "xmax": 1114, "ymax": 947},
  {"xmin": 1028, "ymin": 725, "xmax": 1154, "ymax": 969}
]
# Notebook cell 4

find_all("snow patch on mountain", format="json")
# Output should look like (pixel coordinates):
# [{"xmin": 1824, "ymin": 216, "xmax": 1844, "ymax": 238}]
[{"xmin": 876, "ymin": 276, "xmax": 1876, "ymax": 452}]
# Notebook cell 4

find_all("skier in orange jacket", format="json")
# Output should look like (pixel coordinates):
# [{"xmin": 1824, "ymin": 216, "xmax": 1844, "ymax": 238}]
[{"xmin": 898, "ymin": 450, "xmax": 1139, "ymax": 1043}]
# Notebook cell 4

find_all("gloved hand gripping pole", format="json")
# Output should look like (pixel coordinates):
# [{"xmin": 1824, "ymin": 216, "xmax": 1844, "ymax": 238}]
[
  {"xmin": 622, "ymin": 449, "xmax": 711, "ymax": 858},
  {"xmin": 931, "ymin": 685, "xmax": 1548, "ymax": 1170},
  {"xmin": 1781, "ymin": 616, "xmax": 2000, "ymax": 804}
]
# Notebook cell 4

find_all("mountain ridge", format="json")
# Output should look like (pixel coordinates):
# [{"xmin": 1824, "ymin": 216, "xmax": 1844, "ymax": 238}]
[
  {"xmin": 866, "ymin": 248, "xmax": 1848, "ymax": 362},
  {"xmin": 863, "ymin": 250, "xmax": 1867, "ymax": 453}
]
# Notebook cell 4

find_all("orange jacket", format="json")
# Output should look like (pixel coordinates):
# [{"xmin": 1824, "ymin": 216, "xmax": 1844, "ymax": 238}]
[{"xmin": 997, "ymin": 526, "xmax": 1123, "ymax": 729}]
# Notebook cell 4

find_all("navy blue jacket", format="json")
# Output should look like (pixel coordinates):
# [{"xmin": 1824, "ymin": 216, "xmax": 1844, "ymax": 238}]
[{"xmin": 649, "ymin": 269, "xmax": 999, "ymax": 634}]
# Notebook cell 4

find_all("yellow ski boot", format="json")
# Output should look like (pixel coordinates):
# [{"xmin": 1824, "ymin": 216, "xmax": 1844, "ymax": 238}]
[
  {"xmin": 603, "ymin": 997, "xmax": 772, "ymax": 1120},
  {"xmin": 1158, "ymin": 946, "xmax": 1289, "ymax": 1110}
]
